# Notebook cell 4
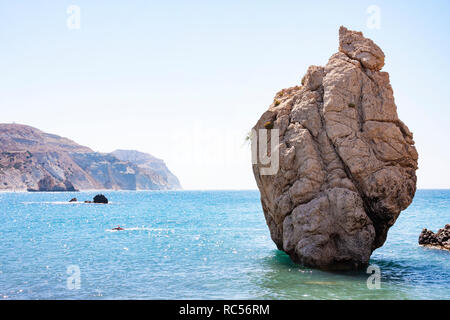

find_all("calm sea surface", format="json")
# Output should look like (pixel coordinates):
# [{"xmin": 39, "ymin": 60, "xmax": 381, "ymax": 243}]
[{"xmin": 0, "ymin": 190, "xmax": 449, "ymax": 299}]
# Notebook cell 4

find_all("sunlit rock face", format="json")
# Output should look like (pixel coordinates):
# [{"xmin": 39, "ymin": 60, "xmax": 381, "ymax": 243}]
[{"xmin": 252, "ymin": 26, "xmax": 418, "ymax": 271}]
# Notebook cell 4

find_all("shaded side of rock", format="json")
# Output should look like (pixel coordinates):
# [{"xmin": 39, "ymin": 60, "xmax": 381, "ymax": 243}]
[
  {"xmin": 0, "ymin": 124, "xmax": 181, "ymax": 191},
  {"xmin": 63, "ymin": 179, "xmax": 77, "ymax": 192}
]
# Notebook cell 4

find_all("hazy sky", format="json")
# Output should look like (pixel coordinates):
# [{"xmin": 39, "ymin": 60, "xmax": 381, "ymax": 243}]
[{"xmin": 1, "ymin": 1, "xmax": 450, "ymax": 189}]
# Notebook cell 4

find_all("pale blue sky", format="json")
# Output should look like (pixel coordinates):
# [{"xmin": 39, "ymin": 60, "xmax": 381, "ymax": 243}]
[{"xmin": 1, "ymin": 1, "xmax": 449, "ymax": 189}]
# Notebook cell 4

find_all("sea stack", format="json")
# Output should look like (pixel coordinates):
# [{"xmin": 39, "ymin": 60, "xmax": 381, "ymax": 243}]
[{"xmin": 252, "ymin": 26, "xmax": 418, "ymax": 270}]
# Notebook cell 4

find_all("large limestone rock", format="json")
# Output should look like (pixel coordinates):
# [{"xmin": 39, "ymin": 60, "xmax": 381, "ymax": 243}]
[{"xmin": 252, "ymin": 26, "xmax": 418, "ymax": 270}]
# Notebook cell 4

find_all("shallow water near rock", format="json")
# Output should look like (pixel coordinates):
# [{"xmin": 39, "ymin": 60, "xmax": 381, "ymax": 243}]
[{"xmin": 0, "ymin": 190, "xmax": 448, "ymax": 299}]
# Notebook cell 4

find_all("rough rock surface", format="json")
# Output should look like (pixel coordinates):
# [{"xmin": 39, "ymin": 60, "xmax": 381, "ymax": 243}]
[
  {"xmin": 93, "ymin": 194, "xmax": 108, "ymax": 204},
  {"xmin": 252, "ymin": 26, "xmax": 418, "ymax": 270},
  {"xmin": 419, "ymin": 225, "xmax": 450, "ymax": 251}
]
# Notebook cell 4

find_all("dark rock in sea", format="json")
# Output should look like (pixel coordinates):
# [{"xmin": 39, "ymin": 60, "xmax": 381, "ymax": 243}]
[
  {"xmin": 93, "ymin": 194, "xmax": 108, "ymax": 204},
  {"xmin": 0, "ymin": 123, "xmax": 181, "ymax": 191},
  {"xmin": 27, "ymin": 175, "xmax": 79, "ymax": 192},
  {"xmin": 69, "ymin": 198, "xmax": 77, "ymax": 202},
  {"xmin": 419, "ymin": 225, "xmax": 450, "ymax": 251}
]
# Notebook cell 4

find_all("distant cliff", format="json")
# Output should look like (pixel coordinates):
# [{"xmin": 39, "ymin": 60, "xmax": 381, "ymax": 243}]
[
  {"xmin": 111, "ymin": 149, "xmax": 181, "ymax": 190},
  {"xmin": 0, "ymin": 123, "xmax": 181, "ymax": 191}
]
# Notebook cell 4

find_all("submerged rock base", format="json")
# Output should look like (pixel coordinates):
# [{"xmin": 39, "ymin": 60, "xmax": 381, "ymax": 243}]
[{"xmin": 252, "ymin": 26, "xmax": 418, "ymax": 270}]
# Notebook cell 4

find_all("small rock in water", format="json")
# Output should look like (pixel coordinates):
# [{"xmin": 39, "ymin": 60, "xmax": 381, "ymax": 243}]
[{"xmin": 93, "ymin": 194, "xmax": 108, "ymax": 204}]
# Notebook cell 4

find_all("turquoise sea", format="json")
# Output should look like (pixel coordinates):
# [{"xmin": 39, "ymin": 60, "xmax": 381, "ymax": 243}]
[{"xmin": 0, "ymin": 190, "xmax": 449, "ymax": 300}]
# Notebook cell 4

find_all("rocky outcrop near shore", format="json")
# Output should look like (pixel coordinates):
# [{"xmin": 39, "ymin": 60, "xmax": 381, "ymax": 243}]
[
  {"xmin": 0, "ymin": 123, "xmax": 181, "ymax": 191},
  {"xmin": 252, "ymin": 26, "xmax": 418, "ymax": 270},
  {"xmin": 111, "ymin": 149, "xmax": 181, "ymax": 190},
  {"xmin": 419, "ymin": 225, "xmax": 450, "ymax": 251},
  {"xmin": 27, "ymin": 175, "xmax": 78, "ymax": 192}
]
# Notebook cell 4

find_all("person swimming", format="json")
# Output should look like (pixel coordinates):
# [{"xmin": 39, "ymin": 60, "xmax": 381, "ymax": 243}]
[{"xmin": 112, "ymin": 225, "xmax": 124, "ymax": 231}]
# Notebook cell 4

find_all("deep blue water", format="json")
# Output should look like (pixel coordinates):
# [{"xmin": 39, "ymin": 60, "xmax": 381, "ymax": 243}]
[{"xmin": 0, "ymin": 190, "xmax": 448, "ymax": 300}]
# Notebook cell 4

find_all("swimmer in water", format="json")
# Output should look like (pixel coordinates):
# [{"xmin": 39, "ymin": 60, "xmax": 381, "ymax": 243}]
[{"xmin": 112, "ymin": 225, "xmax": 124, "ymax": 231}]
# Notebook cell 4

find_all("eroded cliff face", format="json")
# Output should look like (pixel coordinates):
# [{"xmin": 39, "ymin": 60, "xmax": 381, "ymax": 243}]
[
  {"xmin": 252, "ymin": 26, "xmax": 418, "ymax": 270},
  {"xmin": 0, "ymin": 124, "xmax": 181, "ymax": 191}
]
